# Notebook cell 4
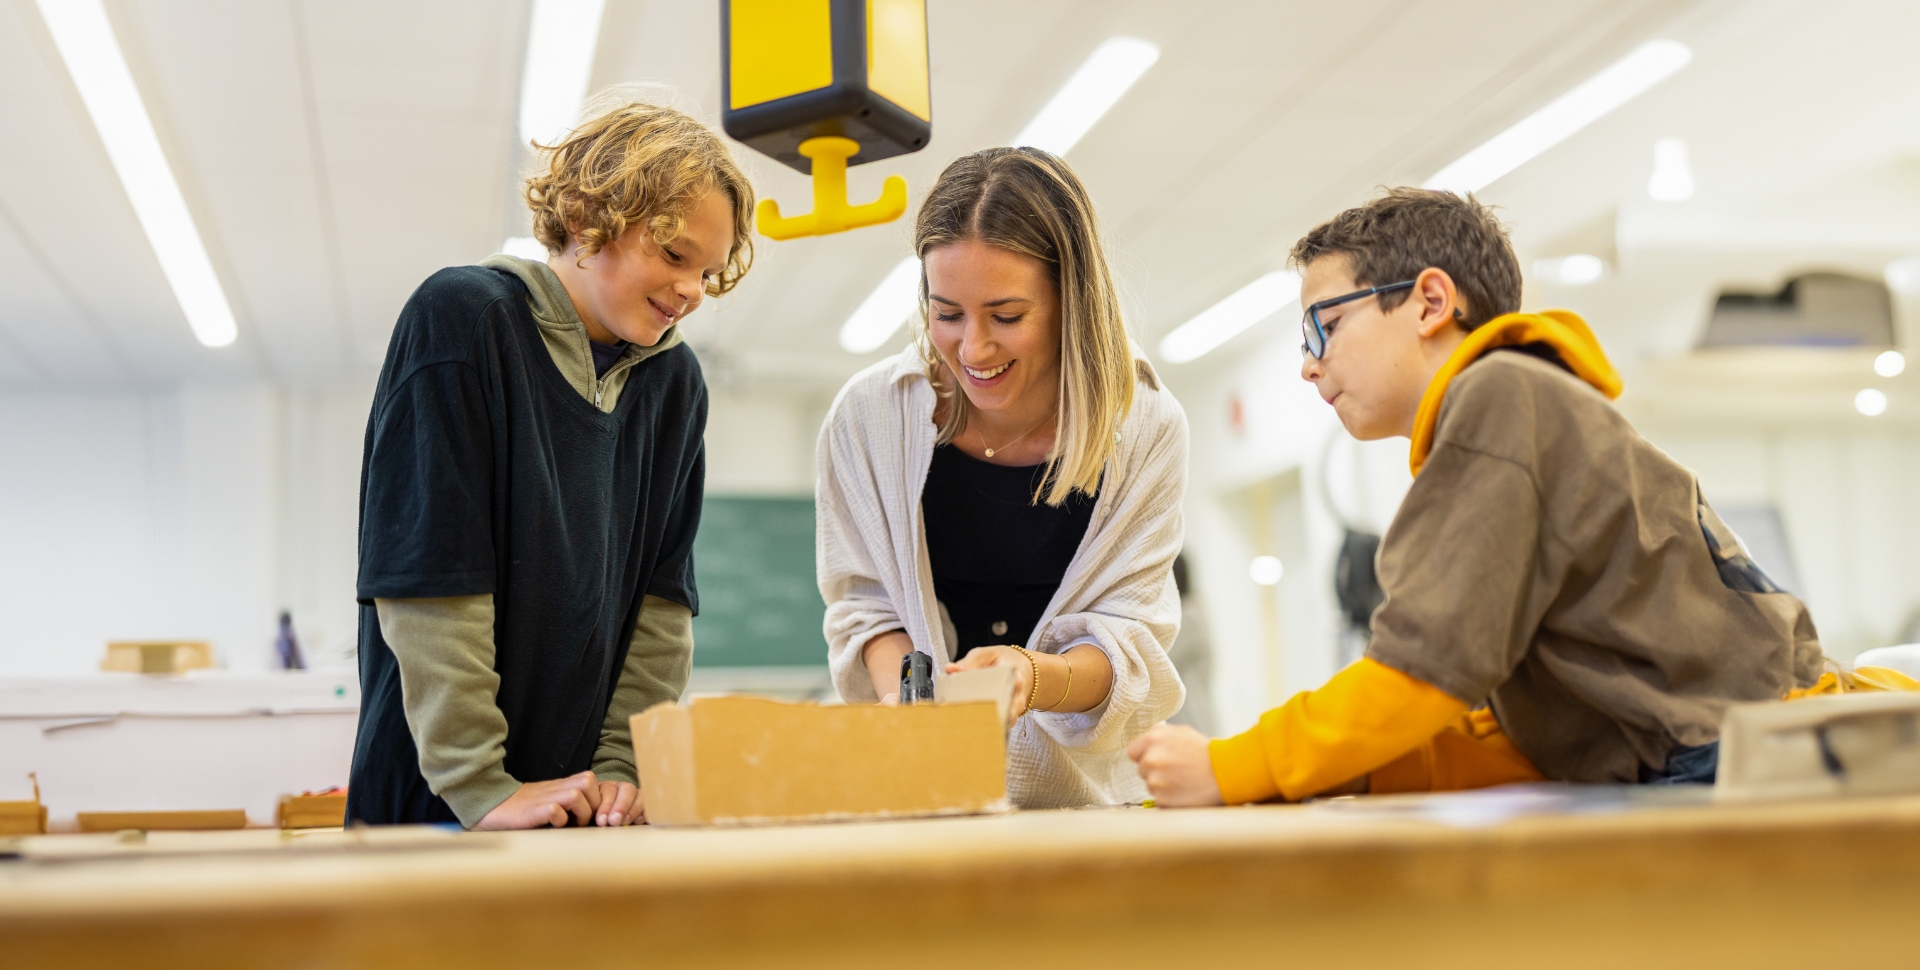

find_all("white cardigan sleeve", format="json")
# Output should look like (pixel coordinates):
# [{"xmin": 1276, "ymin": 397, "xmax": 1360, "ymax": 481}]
[
  {"xmin": 816, "ymin": 368, "xmax": 931, "ymax": 703},
  {"xmin": 1024, "ymin": 387, "xmax": 1188, "ymax": 755}
]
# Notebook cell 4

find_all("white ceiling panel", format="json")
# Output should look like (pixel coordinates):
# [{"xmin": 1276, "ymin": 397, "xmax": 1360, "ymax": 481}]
[{"xmin": 1, "ymin": 0, "xmax": 1916, "ymax": 395}]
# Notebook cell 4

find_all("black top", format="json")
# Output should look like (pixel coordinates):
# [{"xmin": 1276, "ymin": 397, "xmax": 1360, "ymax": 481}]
[
  {"xmin": 590, "ymin": 338, "xmax": 627, "ymax": 377},
  {"xmin": 921, "ymin": 444, "xmax": 1096, "ymax": 660},
  {"xmin": 347, "ymin": 265, "xmax": 706, "ymax": 826}
]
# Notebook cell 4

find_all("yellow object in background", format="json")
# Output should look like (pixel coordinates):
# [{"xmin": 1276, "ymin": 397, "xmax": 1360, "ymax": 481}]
[
  {"xmin": 722, "ymin": 0, "xmax": 931, "ymax": 239},
  {"xmin": 727, "ymin": 0, "xmax": 834, "ymax": 109},
  {"xmin": 101, "ymin": 640, "xmax": 213, "ymax": 674},
  {"xmin": 867, "ymin": 0, "xmax": 930, "ymax": 121}
]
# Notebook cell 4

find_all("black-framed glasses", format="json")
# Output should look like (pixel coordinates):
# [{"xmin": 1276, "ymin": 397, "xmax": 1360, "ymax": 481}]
[{"xmin": 1300, "ymin": 280, "xmax": 1416, "ymax": 359}]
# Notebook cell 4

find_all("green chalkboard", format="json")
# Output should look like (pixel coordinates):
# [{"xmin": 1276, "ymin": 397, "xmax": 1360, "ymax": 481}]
[{"xmin": 690, "ymin": 495, "xmax": 829, "ymax": 667}]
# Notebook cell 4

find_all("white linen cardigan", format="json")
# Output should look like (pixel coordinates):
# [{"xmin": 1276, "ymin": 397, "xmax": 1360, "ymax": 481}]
[{"xmin": 815, "ymin": 347, "xmax": 1188, "ymax": 808}]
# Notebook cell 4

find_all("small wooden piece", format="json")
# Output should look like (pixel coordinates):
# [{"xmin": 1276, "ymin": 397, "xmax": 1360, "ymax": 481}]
[
  {"xmin": 101, "ymin": 640, "xmax": 214, "ymax": 674},
  {"xmin": 277, "ymin": 793, "xmax": 347, "ymax": 829},
  {"xmin": 0, "ymin": 773, "xmax": 47, "ymax": 836},
  {"xmin": 76, "ymin": 810, "xmax": 248, "ymax": 833}
]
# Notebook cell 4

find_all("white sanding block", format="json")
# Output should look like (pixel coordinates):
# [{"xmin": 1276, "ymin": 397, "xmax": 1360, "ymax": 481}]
[
  {"xmin": 936, "ymin": 664, "xmax": 1020, "ymax": 726},
  {"xmin": 1716, "ymin": 691, "xmax": 1920, "ymax": 802}
]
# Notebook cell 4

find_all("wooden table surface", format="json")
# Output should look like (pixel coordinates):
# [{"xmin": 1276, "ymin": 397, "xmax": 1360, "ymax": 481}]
[{"xmin": 4, "ymin": 789, "xmax": 1920, "ymax": 969}]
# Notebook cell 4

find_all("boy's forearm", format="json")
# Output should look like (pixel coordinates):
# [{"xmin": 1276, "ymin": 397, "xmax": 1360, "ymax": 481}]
[
  {"xmin": 1208, "ymin": 657, "xmax": 1468, "ymax": 804},
  {"xmin": 376, "ymin": 596, "xmax": 521, "ymax": 827},
  {"xmin": 594, "ymin": 594, "xmax": 695, "ymax": 784}
]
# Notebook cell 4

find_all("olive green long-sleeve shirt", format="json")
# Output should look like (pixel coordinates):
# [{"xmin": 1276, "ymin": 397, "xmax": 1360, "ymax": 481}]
[{"xmin": 373, "ymin": 254, "xmax": 696, "ymax": 828}]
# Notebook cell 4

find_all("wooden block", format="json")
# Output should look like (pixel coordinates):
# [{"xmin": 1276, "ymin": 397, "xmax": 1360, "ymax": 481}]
[
  {"xmin": 634, "ymin": 694, "xmax": 1007, "ymax": 827},
  {"xmin": 0, "ymin": 801, "xmax": 45, "ymax": 835},
  {"xmin": 76, "ymin": 810, "xmax": 248, "ymax": 832},
  {"xmin": 101, "ymin": 640, "xmax": 213, "ymax": 673},
  {"xmin": 277, "ymin": 793, "xmax": 347, "ymax": 829}
]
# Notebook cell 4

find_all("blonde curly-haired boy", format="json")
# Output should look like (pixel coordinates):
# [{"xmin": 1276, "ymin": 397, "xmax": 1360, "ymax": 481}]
[{"xmin": 348, "ymin": 96, "xmax": 753, "ymax": 829}]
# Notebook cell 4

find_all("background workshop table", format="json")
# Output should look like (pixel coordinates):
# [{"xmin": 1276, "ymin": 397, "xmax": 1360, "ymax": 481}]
[
  {"xmin": 0, "ymin": 671, "xmax": 359, "ymax": 828},
  {"xmin": 3, "ymin": 789, "xmax": 1919, "ymax": 968}
]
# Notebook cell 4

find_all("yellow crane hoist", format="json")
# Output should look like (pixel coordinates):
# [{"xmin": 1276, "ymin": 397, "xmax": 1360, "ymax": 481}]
[{"xmin": 722, "ymin": 0, "xmax": 931, "ymax": 240}]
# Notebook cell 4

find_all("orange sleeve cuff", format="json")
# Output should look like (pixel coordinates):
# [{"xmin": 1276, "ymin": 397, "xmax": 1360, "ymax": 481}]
[
  {"xmin": 1209, "ymin": 729, "xmax": 1282, "ymax": 805},
  {"xmin": 1207, "ymin": 658, "xmax": 1469, "ymax": 804}
]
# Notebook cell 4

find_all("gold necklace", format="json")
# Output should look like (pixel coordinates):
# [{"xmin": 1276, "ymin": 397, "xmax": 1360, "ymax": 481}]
[{"xmin": 975, "ymin": 411, "xmax": 1054, "ymax": 459}]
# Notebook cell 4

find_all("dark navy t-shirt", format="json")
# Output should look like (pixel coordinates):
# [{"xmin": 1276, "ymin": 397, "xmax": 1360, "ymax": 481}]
[{"xmin": 346, "ymin": 265, "xmax": 706, "ymax": 826}]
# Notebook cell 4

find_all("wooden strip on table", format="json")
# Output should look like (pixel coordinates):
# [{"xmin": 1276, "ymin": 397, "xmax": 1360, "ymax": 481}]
[{"xmin": 75, "ymin": 810, "xmax": 248, "ymax": 832}]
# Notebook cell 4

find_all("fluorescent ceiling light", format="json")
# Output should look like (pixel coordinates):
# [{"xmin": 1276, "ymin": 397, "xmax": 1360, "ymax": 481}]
[
  {"xmin": 1158, "ymin": 271, "xmax": 1301, "ymax": 364},
  {"xmin": 1856, "ymin": 388, "xmax": 1888, "ymax": 417},
  {"xmin": 1533, "ymin": 254, "xmax": 1606, "ymax": 286},
  {"xmin": 501, "ymin": 236, "xmax": 548, "ymax": 260},
  {"xmin": 1012, "ymin": 37, "xmax": 1159, "ymax": 155},
  {"xmin": 840, "ymin": 257, "xmax": 921, "ymax": 354},
  {"xmin": 38, "ymin": 0, "xmax": 237, "ymax": 348},
  {"xmin": 1424, "ymin": 39, "xmax": 1692, "ymax": 194},
  {"xmin": 1647, "ymin": 136, "xmax": 1695, "ymax": 202},
  {"xmin": 518, "ymin": 0, "xmax": 606, "ymax": 147}
]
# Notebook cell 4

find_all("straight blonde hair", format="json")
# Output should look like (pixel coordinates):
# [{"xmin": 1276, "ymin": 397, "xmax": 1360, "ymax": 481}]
[{"xmin": 914, "ymin": 147, "xmax": 1142, "ymax": 507}]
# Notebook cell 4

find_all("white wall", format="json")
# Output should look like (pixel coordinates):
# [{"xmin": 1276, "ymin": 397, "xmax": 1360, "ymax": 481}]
[
  {"xmin": 703, "ymin": 385, "xmax": 827, "ymax": 496},
  {"xmin": 0, "ymin": 377, "xmax": 829, "ymax": 678},
  {"xmin": 0, "ymin": 384, "xmax": 371, "ymax": 676}
]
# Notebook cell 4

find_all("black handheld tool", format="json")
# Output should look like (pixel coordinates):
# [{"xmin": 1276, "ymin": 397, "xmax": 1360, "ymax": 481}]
[{"xmin": 899, "ymin": 651, "xmax": 935, "ymax": 705}]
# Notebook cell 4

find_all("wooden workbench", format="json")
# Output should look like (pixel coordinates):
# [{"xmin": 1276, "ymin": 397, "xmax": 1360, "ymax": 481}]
[{"xmin": 4, "ymin": 789, "xmax": 1919, "ymax": 968}]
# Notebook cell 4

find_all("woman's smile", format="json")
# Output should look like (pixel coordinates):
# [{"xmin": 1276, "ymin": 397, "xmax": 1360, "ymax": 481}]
[{"xmin": 963, "ymin": 359, "xmax": 1013, "ymax": 386}]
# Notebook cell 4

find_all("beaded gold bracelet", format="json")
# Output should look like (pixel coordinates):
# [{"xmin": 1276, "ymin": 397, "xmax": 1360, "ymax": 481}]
[{"xmin": 1014, "ymin": 646, "xmax": 1041, "ymax": 714}]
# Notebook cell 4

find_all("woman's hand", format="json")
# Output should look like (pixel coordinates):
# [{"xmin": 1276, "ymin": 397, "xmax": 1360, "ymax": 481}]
[
  {"xmin": 945, "ymin": 646, "xmax": 1037, "ymax": 717},
  {"xmin": 1127, "ymin": 723, "xmax": 1224, "ymax": 807},
  {"xmin": 474, "ymin": 771, "xmax": 602, "ymax": 829},
  {"xmin": 861, "ymin": 631, "xmax": 915, "ymax": 704},
  {"xmin": 594, "ymin": 780, "xmax": 644, "ymax": 826}
]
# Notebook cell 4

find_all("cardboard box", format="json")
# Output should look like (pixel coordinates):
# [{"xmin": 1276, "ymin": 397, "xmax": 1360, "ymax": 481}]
[{"xmin": 633, "ymin": 682, "xmax": 1011, "ymax": 827}]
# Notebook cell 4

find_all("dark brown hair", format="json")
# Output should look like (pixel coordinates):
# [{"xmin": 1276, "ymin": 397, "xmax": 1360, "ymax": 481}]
[
  {"xmin": 913, "ymin": 147, "xmax": 1136, "ymax": 506},
  {"xmin": 1288, "ymin": 187, "xmax": 1521, "ymax": 329}
]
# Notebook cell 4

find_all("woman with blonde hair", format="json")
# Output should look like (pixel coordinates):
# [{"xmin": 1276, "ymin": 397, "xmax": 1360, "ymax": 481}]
[{"xmin": 816, "ymin": 147, "xmax": 1187, "ymax": 807}]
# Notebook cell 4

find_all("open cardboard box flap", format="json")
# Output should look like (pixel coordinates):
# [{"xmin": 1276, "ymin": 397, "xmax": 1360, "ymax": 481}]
[{"xmin": 633, "ymin": 666, "xmax": 1016, "ymax": 826}]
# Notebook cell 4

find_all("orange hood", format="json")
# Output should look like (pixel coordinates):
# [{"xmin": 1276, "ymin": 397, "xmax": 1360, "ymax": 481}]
[{"xmin": 1408, "ymin": 309, "xmax": 1622, "ymax": 476}]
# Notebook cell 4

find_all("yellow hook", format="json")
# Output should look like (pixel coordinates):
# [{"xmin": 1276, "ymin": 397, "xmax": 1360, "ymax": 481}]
[{"xmin": 756, "ymin": 136, "xmax": 908, "ymax": 240}]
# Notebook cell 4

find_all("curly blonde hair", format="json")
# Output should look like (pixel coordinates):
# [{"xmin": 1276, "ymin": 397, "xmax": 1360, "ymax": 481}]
[{"xmin": 524, "ymin": 93, "xmax": 755, "ymax": 295}]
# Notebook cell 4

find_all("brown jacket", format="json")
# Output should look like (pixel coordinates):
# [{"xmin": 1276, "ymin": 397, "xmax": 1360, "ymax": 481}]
[{"xmin": 1368, "ymin": 348, "xmax": 1823, "ymax": 783}]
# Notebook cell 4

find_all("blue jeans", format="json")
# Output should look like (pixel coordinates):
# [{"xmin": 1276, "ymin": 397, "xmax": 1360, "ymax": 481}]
[{"xmin": 1641, "ymin": 741, "xmax": 1719, "ymax": 785}]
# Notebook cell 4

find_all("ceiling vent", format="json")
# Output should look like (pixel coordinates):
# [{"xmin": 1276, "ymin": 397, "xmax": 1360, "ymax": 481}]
[{"xmin": 1700, "ymin": 272, "xmax": 1894, "ymax": 349}]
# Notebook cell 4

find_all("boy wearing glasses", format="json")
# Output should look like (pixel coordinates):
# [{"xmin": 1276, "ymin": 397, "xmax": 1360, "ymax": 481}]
[{"xmin": 1129, "ymin": 187, "xmax": 1822, "ymax": 805}]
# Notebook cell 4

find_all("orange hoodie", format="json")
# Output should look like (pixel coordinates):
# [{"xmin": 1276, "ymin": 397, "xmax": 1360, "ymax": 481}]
[{"xmin": 1208, "ymin": 311, "xmax": 1621, "ymax": 803}]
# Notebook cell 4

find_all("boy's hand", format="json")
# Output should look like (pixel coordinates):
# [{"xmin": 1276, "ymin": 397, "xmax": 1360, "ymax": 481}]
[
  {"xmin": 595, "ymin": 780, "xmax": 644, "ymax": 827},
  {"xmin": 474, "ymin": 771, "xmax": 601, "ymax": 829},
  {"xmin": 1127, "ymin": 723, "xmax": 1225, "ymax": 807}
]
